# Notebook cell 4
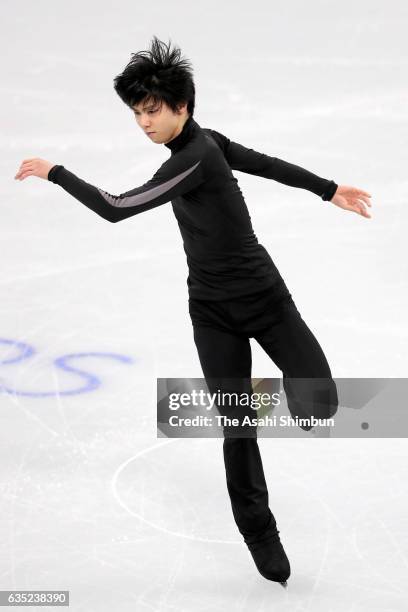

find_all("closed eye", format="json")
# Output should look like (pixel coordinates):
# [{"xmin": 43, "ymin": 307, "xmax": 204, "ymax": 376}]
[{"xmin": 134, "ymin": 108, "xmax": 159, "ymax": 116}]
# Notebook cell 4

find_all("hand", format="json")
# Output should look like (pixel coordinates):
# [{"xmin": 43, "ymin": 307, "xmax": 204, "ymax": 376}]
[
  {"xmin": 330, "ymin": 185, "xmax": 372, "ymax": 218},
  {"xmin": 14, "ymin": 158, "xmax": 56, "ymax": 181}
]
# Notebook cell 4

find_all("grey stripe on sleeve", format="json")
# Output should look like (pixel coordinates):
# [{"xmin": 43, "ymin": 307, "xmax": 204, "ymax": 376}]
[{"xmin": 96, "ymin": 160, "xmax": 201, "ymax": 208}]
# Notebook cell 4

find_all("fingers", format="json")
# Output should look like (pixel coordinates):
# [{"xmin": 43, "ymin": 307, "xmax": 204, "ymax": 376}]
[
  {"xmin": 344, "ymin": 200, "xmax": 371, "ymax": 219},
  {"xmin": 356, "ymin": 202, "xmax": 371, "ymax": 218},
  {"xmin": 15, "ymin": 161, "xmax": 35, "ymax": 180},
  {"xmin": 15, "ymin": 171, "xmax": 33, "ymax": 180},
  {"xmin": 14, "ymin": 158, "xmax": 51, "ymax": 182},
  {"xmin": 359, "ymin": 208, "xmax": 371, "ymax": 218},
  {"xmin": 352, "ymin": 189, "xmax": 373, "ymax": 215},
  {"xmin": 350, "ymin": 187, "xmax": 372, "ymax": 202},
  {"xmin": 334, "ymin": 187, "xmax": 372, "ymax": 219},
  {"xmin": 18, "ymin": 161, "xmax": 36, "ymax": 170},
  {"xmin": 359, "ymin": 195, "xmax": 372, "ymax": 207},
  {"xmin": 15, "ymin": 164, "xmax": 36, "ymax": 180}
]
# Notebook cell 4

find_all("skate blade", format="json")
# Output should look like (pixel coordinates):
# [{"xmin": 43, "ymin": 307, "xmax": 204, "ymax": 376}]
[{"xmin": 280, "ymin": 581, "xmax": 288, "ymax": 588}]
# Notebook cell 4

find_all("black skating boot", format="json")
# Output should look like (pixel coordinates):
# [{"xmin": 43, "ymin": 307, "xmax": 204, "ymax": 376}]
[{"xmin": 246, "ymin": 528, "xmax": 291, "ymax": 585}]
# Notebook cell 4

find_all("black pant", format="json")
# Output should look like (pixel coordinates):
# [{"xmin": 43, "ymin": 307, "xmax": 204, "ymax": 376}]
[{"xmin": 188, "ymin": 279, "xmax": 338, "ymax": 545}]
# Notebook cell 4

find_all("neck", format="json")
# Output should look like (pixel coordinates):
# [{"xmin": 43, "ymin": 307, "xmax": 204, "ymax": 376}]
[
  {"xmin": 164, "ymin": 114, "xmax": 196, "ymax": 153},
  {"xmin": 168, "ymin": 113, "xmax": 190, "ymax": 143}
]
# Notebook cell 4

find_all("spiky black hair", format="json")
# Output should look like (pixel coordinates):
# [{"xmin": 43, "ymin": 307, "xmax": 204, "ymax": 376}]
[{"xmin": 113, "ymin": 35, "xmax": 195, "ymax": 117}]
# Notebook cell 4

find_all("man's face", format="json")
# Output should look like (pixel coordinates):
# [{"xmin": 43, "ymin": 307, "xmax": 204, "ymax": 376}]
[{"xmin": 132, "ymin": 98, "xmax": 188, "ymax": 145}]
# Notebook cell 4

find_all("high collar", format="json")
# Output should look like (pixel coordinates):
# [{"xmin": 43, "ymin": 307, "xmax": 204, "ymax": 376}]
[{"xmin": 164, "ymin": 115, "xmax": 197, "ymax": 153}]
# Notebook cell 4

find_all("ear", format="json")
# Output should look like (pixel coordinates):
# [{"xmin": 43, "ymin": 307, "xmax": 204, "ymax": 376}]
[{"xmin": 176, "ymin": 101, "xmax": 188, "ymax": 115}]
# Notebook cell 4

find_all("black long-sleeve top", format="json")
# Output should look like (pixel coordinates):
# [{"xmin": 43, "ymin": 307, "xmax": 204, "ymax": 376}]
[{"xmin": 48, "ymin": 115, "xmax": 338, "ymax": 300}]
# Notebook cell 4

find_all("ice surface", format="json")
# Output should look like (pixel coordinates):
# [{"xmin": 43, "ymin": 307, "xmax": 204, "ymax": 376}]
[{"xmin": 1, "ymin": 0, "xmax": 408, "ymax": 609}]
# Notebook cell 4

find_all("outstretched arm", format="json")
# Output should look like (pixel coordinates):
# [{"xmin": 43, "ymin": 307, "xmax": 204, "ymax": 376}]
[
  {"xmin": 208, "ymin": 129, "xmax": 372, "ymax": 217},
  {"xmin": 14, "ymin": 153, "xmax": 205, "ymax": 223},
  {"xmin": 208, "ymin": 128, "xmax": 337, "ymax": 199}
]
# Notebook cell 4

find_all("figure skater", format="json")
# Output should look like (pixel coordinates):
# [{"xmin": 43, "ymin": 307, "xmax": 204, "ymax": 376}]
[{"xmin": 14, "ymin": 35, "xmax": 372, "ymax": 586}]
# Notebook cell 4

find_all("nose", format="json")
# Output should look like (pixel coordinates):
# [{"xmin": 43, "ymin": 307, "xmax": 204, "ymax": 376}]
[{"xmin": 136, "ymin": 116, "xmax": 151, "ymax": 130}]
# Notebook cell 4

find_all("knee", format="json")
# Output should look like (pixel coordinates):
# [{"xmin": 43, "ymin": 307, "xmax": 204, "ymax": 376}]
[{"xmin": 284, "ymin": 376, "xmax": 339, "ymax": 420}]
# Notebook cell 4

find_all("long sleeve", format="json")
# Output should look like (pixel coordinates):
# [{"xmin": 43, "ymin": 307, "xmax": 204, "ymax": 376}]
[
  {"xmin": 47, "ymin": 152, "xmax": 205, "ymax": 223},
  {"xmin": 208, "ymin": 129, "xmax": 338, "ymax": 201}
]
